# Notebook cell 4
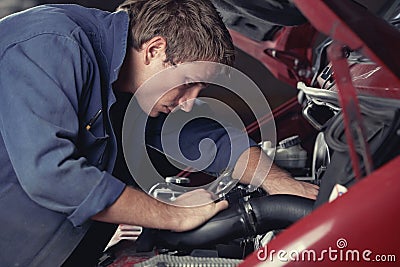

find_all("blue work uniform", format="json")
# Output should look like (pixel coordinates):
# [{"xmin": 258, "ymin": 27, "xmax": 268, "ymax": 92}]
[{"xmin": 0, "ymin": 5, "xmax": 128, "ymax": 266}]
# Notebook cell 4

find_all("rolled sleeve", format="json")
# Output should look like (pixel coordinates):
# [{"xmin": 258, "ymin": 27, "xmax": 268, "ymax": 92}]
[
  {"xmin": 177, "ymin": 118, "xmax": 258, "ymax": 175},
  {"xmin": 68, "ymin": 172, "xmax": 125, "ymax": 226},
  {"xmin": 146, "ymin": 105, "xmax": 258, "ymax": 176}
]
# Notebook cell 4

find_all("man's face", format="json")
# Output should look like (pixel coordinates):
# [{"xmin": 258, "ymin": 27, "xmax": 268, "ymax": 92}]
[
  {"xmin": 148, "ymin": 81, "xmax": 207, "ymax": 117},
  {"xmin": 134, "ymin": 62, "xmax": 215, "ymax": 117}
]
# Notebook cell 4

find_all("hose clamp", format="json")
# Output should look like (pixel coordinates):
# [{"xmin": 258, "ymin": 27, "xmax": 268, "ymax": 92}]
[{"xmin": 243, "ymin": 200, "xmax": 257, "ymax": 235}]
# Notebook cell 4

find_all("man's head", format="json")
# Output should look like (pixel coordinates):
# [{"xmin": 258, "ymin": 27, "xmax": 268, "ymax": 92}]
[
  {"xmin": 115, "ymin": 0, "xmax": 235, "ymax": 117},
  {"xmin": 117, "ymin": 0, "xmax": 235, "ymax": 66}
]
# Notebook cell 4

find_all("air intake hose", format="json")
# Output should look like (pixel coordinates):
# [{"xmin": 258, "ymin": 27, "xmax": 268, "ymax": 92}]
[
  {"xmin": 249, "ymin": 194, "xmax": 314, "ymax": 234},
  {"xmin": 154, "ymin": 194, "xmax": 314, "ymax": 250}
]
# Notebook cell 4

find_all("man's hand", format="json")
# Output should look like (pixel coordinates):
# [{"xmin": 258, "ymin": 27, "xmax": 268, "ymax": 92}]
[
  {"xmin": 168, "ymin": 189, "xmax": 229, "ymax": 232},
  {"xmin": 233, "ymin": 147, "xmax": 319, "ymax": 200},
  {"xmin": 262, "ymin": 164, "xmax": 319, "ymax": 199}
]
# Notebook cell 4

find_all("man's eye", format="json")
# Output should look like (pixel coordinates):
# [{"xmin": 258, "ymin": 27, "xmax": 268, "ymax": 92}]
[
  {"xmin": 184, "ymin": 82, "xmax": 207, "ymax": 89},
  {"xmin": 184, "ymin": 81, "xmax": 196, "ymax": 87},
  {"xmin": 199, "ymin": 82, "xmax": 208, "ymax": 89}
]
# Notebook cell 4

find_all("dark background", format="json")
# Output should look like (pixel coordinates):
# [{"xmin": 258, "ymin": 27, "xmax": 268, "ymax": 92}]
[
  {"xmin": 1, "ymin": 0, "xmax": 388, "ymax": 133},
  {"xmin": 32, "ymin": 0, "xmax": 389, "ymax": 111}
]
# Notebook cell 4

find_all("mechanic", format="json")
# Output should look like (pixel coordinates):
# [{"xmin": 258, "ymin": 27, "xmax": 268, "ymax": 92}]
[{"xmin": 0, "ymin": 0, "xmax": 318, "ymax": 266}]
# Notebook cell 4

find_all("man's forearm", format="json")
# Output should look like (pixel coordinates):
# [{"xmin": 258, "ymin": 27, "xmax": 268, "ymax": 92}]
[
  {"xmin": 232, "ymin": 146, "xmax": 319, "ymax": 199},
  {"xmin": 92, "ymin": 186, "xmax": 228, "ymax": 232},
  {"xmin": 92, "ymin": 187, "xmax": 176, "ymax": 229},
  {"xmin": 231, "ymin": 146, "xmax": 286, "ymax": 189}
]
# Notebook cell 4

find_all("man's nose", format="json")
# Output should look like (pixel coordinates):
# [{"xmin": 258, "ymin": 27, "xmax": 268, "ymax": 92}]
[
  {"xmin": 178, "ymin": 87, "xmax": 202, "ymax": 112},
  {"xmin": 178, "ymin": 98, "xmax": 196, "ymax": 112}
]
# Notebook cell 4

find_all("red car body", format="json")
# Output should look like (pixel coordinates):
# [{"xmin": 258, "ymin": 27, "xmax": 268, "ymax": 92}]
[{"xmin": 239, "ymin": 0, "xmax": 400, "ymax": 266}]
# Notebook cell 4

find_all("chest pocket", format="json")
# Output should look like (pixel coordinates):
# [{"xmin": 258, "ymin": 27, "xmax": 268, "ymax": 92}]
[{"xmin": 78, "ymin": 121, "xmax": 109, "ymax": 168}]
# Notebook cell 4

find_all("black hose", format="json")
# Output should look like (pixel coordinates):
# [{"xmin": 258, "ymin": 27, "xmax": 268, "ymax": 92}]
[
  {"xmin": 155, "ymin": 202, "xmax": 253, "ymax": 249},
  {"xmin": 250, "ymin": 194, "xmax": 314, "ymax": 234},
  {"xmin": 153, "ymin": 194, "xmax": 314, "ymax": 250}
]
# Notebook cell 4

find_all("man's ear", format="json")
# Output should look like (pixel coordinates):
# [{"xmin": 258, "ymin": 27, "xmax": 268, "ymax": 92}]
[{"xmin": 143, "ymin": 36, "xmax": 167, "ymax": 65}]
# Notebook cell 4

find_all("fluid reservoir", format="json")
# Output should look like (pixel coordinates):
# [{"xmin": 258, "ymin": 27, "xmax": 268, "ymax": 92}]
[{"xmin": 274, "ymin": 135, "xmax": 307, "ymax": 169}]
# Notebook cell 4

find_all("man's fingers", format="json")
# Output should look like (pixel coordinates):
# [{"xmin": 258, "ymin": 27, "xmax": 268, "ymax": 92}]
[
  {"xmin": 214, "ymin": 199, "xmax": 229, "ymax": 212},
  {"xmin": 311, "ymin": 183, "xmax": 320, "ymax": 190},
  {"xmin": 303, "ymin": 182, "xmax": 319, "ymax": 200}
]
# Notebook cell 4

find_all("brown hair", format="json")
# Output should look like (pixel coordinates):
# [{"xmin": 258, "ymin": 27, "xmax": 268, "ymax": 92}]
[{"xmin": 117, "ymin": 0, "xmax": 235, "ymax": 66}]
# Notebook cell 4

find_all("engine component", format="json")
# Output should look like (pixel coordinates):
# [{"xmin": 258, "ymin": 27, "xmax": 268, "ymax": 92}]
[
  {"xmin": 311, "ymin": 132, "xmax": 330, "ymax": 180},
  {"xmin": 260, "ymin": 136, "xmax": 308, "ymax": 170},
  {"xmin": 152, "ymin": 194, "xmax": 314, "ymax": 250},
  {"xmin": 135, "ymin": 254, "xmax": 242, "ymax": 267},
  {"xmin": 275, "ymin": 135, "xmax": 308, "ymax": 169}
]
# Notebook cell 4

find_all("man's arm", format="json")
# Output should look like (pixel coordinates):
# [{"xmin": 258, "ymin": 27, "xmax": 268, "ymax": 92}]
[
  {"xmin": 146, "ymin": 109, "xmax": 318, "ymax": 199},
  {"xmin": 232, "ymin": 146, "xmax": 319, "ymax": 199},
  {"xmin": 92, "ymin": 186, "xmax": 228, "ymax": 232}
]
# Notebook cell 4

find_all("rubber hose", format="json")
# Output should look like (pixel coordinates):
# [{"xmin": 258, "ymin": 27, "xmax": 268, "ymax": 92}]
[
  {"xmin": 249, "ymin": 194, "xmax": 314, "ymax": 234},
  {"xmin": 156, "ymin": 202, "xmax": 253, "ymax": 249},
  {"xmin": 155, "ymin": 194, "xmax": 314, "ymax": 250}
]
